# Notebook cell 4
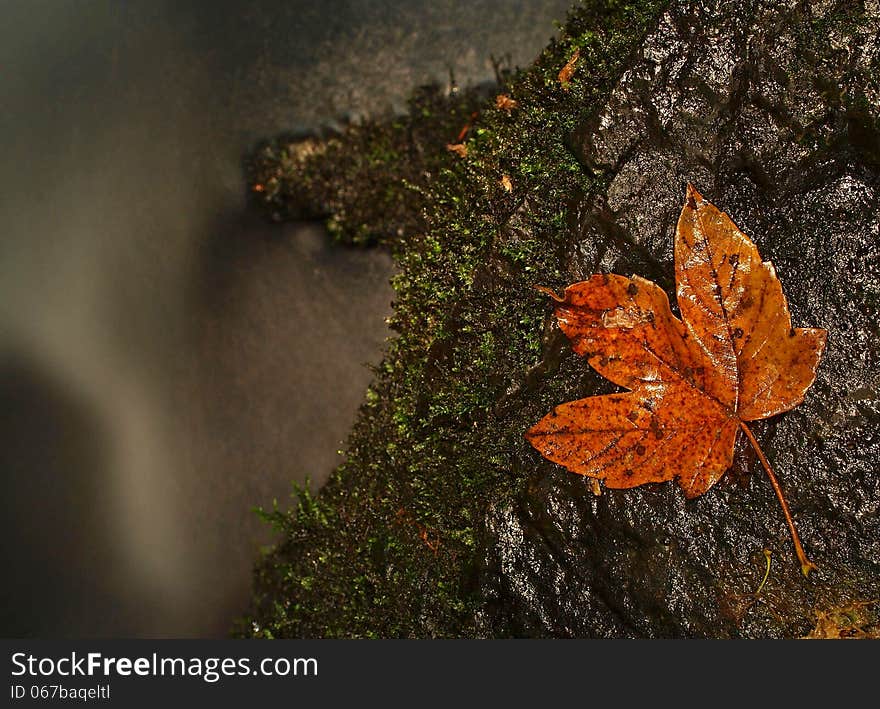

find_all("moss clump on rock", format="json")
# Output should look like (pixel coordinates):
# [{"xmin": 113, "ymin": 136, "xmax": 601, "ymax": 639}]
[{"xmin": 242, "ymin": 0, "xmax": 669, "ymax": 638}]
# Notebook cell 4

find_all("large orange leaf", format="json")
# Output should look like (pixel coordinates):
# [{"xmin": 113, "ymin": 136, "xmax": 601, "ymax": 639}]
[{"xmin": 526, "ymin": 185, "xmax": 827, "ymax": 574}]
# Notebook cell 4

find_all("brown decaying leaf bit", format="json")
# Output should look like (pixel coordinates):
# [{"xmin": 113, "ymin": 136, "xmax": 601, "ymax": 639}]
[
  {"xmin": 526, "ymin": 185, "xmax": 827, "ymax": 576},
  {"xmin": 495, "ymin": 94, "xmax": 518, "ymax": 113},
  {"xmin": 446, "ymin": 143, "xmax": 468, "ymax": 158},
  {"xmin": 558, "ymin": 48, "xmax": 580, "ymax": 90}
]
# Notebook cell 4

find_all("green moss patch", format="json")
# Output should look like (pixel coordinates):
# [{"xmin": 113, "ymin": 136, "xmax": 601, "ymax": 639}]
[{"xmin": 241, "ymin": 0, "xmax": 669, "ymax": 638}]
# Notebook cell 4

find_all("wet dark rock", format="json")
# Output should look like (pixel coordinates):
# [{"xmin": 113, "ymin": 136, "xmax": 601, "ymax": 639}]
[
  {"xmin": 479, "ymin": 0, "xmax": 880, "ymax": 637},
  {"xmin": 244, "ymin": 0, "xmax": 878, "ymax": 638}
]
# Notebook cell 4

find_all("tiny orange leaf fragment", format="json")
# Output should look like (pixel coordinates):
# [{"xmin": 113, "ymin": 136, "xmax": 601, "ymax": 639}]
[
  {"xmin": 495, "ymin": 94, "xmax": 518, "ymax": 113},
  {"xmin": 526, "ymin": 185, "xmax": 827, "ymax": 575},
  {"xmin": 558, "ymin": 48, "xmax": 580, "ymax": 90},
  {"xmin": 500, "ymin": 174, "xmax": 513, "ymax": 192},
  {"xmin": 446, "ymin": 142, "xmax": 468, "ymax": 158}
]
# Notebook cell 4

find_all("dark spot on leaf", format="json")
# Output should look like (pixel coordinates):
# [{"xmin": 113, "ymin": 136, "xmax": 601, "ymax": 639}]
[
  {"xmin": 627, "ymin": 282, "xmax": 639, "ymax": 297},
  {"xmin": 733, "ymin": 327, "xmax": 744, "ymax": 339},
  {"xmin": 635, "ymin": 444, "xmax": 646, "ymax": 456}
]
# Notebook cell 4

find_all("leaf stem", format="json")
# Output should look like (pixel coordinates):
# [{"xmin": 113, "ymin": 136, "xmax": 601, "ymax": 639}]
[
  {"xmin": 534, "ymin": 285, "xmax": 565, "ymax": 302},
  {"xmin": 739, "ymin": 421, "xmax": 817, "ymax": 577}
]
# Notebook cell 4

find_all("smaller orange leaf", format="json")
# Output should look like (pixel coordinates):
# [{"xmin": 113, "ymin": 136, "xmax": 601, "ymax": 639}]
[
  {"xmin": 495, "ymin": 94, "xmax": 518, "ymax": 113},
  {"xmin": 446, "ymin": 143, "xmax": 468, "ymax": 158},
  {"xmin": 558, "ymin": 48, "xmax": 580, "ymax": 90}
]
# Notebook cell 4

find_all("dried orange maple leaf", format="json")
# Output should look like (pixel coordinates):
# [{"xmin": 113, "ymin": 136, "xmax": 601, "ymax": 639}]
[{"xmin": 526, "ymin": 185, "xmax": 827, "ymax": 575}]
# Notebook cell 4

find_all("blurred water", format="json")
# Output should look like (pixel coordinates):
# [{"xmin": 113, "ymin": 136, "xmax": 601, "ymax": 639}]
[{"xmin": 0, "ymin": 0, "xmax": 570, "ymax": 636}]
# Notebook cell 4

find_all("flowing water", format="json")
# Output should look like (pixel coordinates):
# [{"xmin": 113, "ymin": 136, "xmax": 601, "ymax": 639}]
[{"xmin": 0, "ymin": 0, "xmax": 570, "ymax": 637}]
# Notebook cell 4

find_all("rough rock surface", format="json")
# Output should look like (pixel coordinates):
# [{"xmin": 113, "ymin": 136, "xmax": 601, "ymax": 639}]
[
  {"xmin": 244, "ymin": 0, "xmax": 879, "ymax": 638},
  {"xmin": 479, "ymin": 0, "xmax": 880, "ymax": 636}
]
